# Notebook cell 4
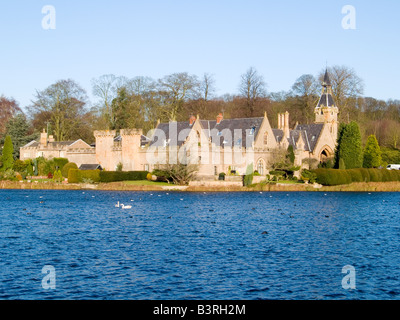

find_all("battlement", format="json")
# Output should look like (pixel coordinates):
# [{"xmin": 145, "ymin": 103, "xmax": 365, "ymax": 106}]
[{"xmin": 94, "ymin": 130, "xmax": 117, "ymax": 138}]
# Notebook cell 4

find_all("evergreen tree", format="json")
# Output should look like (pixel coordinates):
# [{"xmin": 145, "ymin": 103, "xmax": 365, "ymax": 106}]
[
  {"xmin": 334, "ymin": 122, "xmax": 347, "ymax": 168},
  {"xmin": 3, "ymin": 114, "xmax": 37, "ymax": 159},
  {"xmin": 338, "ymin": 121, "xmax": 363, "ymax": 169},
  {"xmin": 363, "ymin": 134, "xmax": 382, "ymax": 168},
  {"xmin": 2, "ymin": 135, "xmax": 14, "ymax": 171}
]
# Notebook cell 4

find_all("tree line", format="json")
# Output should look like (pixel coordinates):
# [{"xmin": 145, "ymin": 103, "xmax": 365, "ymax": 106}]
[{"xmin": 1, "ymin": 65, "xmax": 400, "ymax": 160}]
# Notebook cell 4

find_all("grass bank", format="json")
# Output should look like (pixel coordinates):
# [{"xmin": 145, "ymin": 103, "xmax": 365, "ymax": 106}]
[{"xmin": 1, "ymin": 180, "xmax": 400, "ymax": 192}]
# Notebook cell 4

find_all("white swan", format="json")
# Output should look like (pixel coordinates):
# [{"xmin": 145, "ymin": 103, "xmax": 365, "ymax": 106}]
[{"xmin": 121, "ymin": 204, "xmax": 132, "ymax": 209}]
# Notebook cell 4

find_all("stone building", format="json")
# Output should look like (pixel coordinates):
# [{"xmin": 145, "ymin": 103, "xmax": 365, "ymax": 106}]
[
  {"xmin": 20, "ymin": 129, "xmax": 96, "ymax": 167},
  {"xmin": 20, "ymin": 70, "xmax": 339, "ymax": 178},
  {"xmin": 92, "ymin": 70, "xmax": 339, "ymax": 177}
]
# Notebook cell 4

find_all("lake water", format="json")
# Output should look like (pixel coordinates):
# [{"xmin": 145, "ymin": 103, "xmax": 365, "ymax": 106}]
[{"xmin": 0, "ymin": 189, "xmax": 400, "ymax": 300}]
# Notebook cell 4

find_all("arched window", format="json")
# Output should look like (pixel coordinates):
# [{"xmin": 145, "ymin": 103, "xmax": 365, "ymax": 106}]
[{"xmin": 257, "ymin": 159, "xmax": 265, "ymax": 175}]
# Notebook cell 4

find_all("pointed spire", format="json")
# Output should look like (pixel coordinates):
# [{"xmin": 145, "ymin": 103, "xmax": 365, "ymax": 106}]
[{"xmin": 323, "ymin": 69, "xmax": 331, "ymax": 87}]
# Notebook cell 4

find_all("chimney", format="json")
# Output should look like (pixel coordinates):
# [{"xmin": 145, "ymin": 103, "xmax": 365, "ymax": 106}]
[
  {"xmin": 40, "ymin": 129, "xmax": 47, "ymax": 147},
  {"xmin": 277, "ymin": 113, "xmax": 283, "ymax": 130},
  {"xmin": 283, "ymin": 111, "xmax": 290, "ymax": 138},
  {"xmin": 48, "ymin": 135, "xmax": 55, "ymax": 143},
  {"xmin": 189, "ymin": 115, "xmax": 196, "ymax": 125},
  {"xmin": 216, "ymin": 113, "xmax": 223, "ymax": 125}
]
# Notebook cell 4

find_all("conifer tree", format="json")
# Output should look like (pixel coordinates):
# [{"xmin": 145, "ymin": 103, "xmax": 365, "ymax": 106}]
[
  {"xmin": 2, "ymin": 135, "xmax": 14, "ymax": 171},
  {"xmin": 337, "ymin": 121, "xmax": 363, "ymax": 169},
  {"xmin": 363, "ymin": 134, "xmax": 382, "ymax": 168}
]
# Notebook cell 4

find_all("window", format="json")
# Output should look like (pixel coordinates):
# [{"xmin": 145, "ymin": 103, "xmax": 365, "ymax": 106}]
[
  {"xmin": 257, "ymin": 159, "xmax": 264, "ymax": 175},
  {"xmin": 144, "ymin": 164, "xmax": 149, "ymax": 172},
  {"xmin": 263, "ymin": 132, "xmax": 268, "ymax": 145}
]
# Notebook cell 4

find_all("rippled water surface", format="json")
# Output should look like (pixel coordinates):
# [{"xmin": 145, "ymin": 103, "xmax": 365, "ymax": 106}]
[{"xmin": 1, "ymin": 190, "xmax": 400, "ymax": 300}]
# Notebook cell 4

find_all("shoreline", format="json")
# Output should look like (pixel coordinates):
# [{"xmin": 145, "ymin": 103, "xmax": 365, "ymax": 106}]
[{"xmin": 1, "ymin": 180, "xmax": 400, "ymax": 192}]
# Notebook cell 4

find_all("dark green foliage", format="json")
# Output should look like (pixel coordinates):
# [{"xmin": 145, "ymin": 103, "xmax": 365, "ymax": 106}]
[
  {"xmin": 54, "ymin": 158, "xmax": 69, "ymax": 170},
  {"xmin": 300, "ymin": 169, "xmax": 317, "ymax": 183},
  {"xmin": 68, "ymin": 169, "xmax": 81, "ymax": 183},
  {"xmin": 81, "ymin": 170, "xmax": 101, "ymax": 183},
  {"xmin": 13, "ymin": 159, "xmax": 27, "ymax": 173},
  {"xmin": 363, "ymin": 135, "xmax": 382, "ymax": 168},
  {"xmin": 339, "ymin": 158, "xmax": 346, "ymax": 170},
  {"xmin": 312, "ymin": 168, "xmax": 400, "ymax": 185},
  {"xmin": 358, "ymin": 168, "xmax": 370, "ymax": 182},
  {"xmin": 99, "ymin": 171, "xmax": 149, "ymax": 183},
  {"xmin": 2, "ymin": 114, "xmax": 38, "ymax": 159},
  {"xmin": 2, "ymin": 135, "xmax": 14, "ymax": 171},
  {"xmin": 337, "ymin": 121, "xmax": 363, "ymax": 169},
  {"xmin": 347, "ymin": 169, "xmax": 363, "ymax": 183},
  {"xmin": 286, "ymin": 145, "xmax": 295, "ymax": 164},
  {"xmin": 243, "ymin": 173, "xmax": 253, "ymax": 186},
  {"xmin": 381, "ymin": 148, "xmax": 400, "ymax": 166},
  {"xmin": 62, "ymin": 162, "xmax": 78, "ymax": 178},
  {"xmin": 334, "ymin": 122, "xmax": 347, "ymax": 168},
  {"xmin": 25, "ymin": 159, "xmax": 34, "ymax": 176},
  {"xmin": 68, "ymin": 169, "xmax": 101, "ymax": 183}
]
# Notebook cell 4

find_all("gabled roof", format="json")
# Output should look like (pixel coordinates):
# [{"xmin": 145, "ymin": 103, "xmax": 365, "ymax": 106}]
[
  {"xmin": 79, "ymin": 164, "xmax": 103, "ymax": 170},
  {"xmin": 293, "ymin": 123, "xmax": 324, "ymax": 152},
  {"xmin": 150, "ymin": 117, "xmax": 264, "ymax": 148},
  {"xmin": 272, "ymin": 123, "xmax": 324, "ymax": 152}
]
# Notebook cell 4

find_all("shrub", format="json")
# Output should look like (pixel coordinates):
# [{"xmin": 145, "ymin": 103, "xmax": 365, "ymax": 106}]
[
  {"xmin": 15, "ymin": 172, "xmax": 23, "ymax": 181},
  {"xmin": 347, "ymin": 169, "xmax": 363, "ymax": 183},
  {"xmin": 68, "ymin": 169, "xmax": 81, "ymax": 183},
  {"xmin": 146, "ymin": 172, "xmax": 153, "ymax": 181},
  {"xmin": 301, "ymin": 169, "xmax": 317, "ymax": 183},
  {"xmin": 62, "ymin": 162, "xmax": 78, "ymax": 178},
  {"xmin": 81, "ymin": 170, "xmax": 101, "ymax": 183},
  {"xmin": 243, "ymin": 173, "xmax": 253, "ymax": 187},
  {"xmin": 99, "ymin": 171, "xmax": 148, "ymax": 183},
  {"xmin": 53, "ymin": 169, "xmax": 63, "ymax": 183},
  {"xmin": 25, "ymin": 160, "xmax": 34, "ymax": 176},
  {"xmin": 13, "ymin": 160, "xmax": 27, "ymax": 173},
  {"xmin": 54, "ymin": 158, "xmax": 69, "ymax": 170},
  {"xmin": 369, "ymin": 169, "xmax": 381, "ymax": 182},
  {"xmin": 358, "ymin": 168, "xmax": 370, "ymax": 182}
]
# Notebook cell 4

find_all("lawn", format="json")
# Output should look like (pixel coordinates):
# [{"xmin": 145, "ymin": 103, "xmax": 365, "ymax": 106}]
[{"xmin": 123, "ymin": 180, "xmax": 172, "ymax": 186}]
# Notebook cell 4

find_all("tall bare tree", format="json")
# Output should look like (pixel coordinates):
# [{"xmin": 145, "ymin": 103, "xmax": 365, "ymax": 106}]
[
  {"xmin": 28, "ymin": 79, "xmax": 88, "ymax": 141},
  {"xmin": 319, "ymin": 65, "xmax": 364, "ymax": 123},
  {"xmin": 291, "ymin": 74, "xmax": 319, "ymax": 123},
  {"xmin": 239, "ymin": 67, "xmax": 267, "ymax": 117},
  {"xmin": 157, "ymin": 72, "xmax": 199, "ymax": 121}
]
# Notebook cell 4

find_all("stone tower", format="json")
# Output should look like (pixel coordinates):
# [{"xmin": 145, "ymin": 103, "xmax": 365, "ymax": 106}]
[
  {"xmin": 120, "ymin": 129, "xmax": 143, "ymax": 171},
  {"xmin": 314, "ymin": 69, "xmax": 339, "ymax": 139},
  {"xmin": 94, "ymin": 130, "xmax": 116, "ymax": 171}
]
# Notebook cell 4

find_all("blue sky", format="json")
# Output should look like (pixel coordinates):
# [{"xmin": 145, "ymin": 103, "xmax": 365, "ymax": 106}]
[{"xmin": 0, "ymin": 0, "xmax": 399, "ymax": 110}]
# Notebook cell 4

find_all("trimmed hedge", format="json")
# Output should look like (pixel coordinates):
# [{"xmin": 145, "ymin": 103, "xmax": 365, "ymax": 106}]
[
  {"xmin": 99, "ymin": 171, "xmax": 149, "ymax": 183},
  {"xmin": 62, "ymin": 162, "xmax": 78, "ymax": 178},
  {"xmin": 68, "ymin": 169, "xmax": 101, "ymax": 183},
  {"xmin": 313, "ymin": 168, "xmax": 400, "ymax": 186}
]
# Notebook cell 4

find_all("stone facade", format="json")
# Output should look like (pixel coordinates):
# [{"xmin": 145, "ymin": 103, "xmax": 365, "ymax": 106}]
[
  {"xmin": 20, "ymin": 129, "xmax": 96, "ymax": 167},
  {"xmin": 20, "ymin": 71, "xmax": 339, "ymax": 179}
]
